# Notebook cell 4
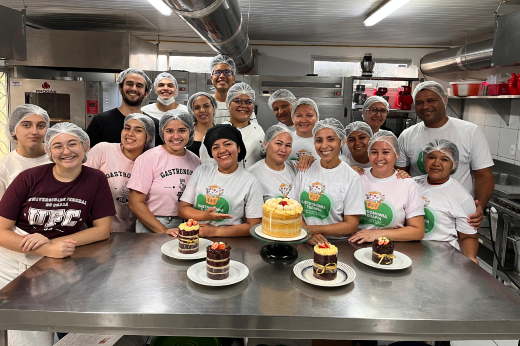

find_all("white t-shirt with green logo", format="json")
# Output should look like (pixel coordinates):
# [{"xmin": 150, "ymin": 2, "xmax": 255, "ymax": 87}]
[
  {"xmin": 288, "ymin": 161, "xmax": 366, "ymax": 228},
  {"xmin": 358, "ymin": 169, "xmax": 424, "ymax": 231},
  {"xmin": 180, "ymin": 163, "xmax": 263, "ymax": 226},
  {"xmin": 339, "ymin": 152, "xmax": 371, "ymax": 169},
  {"xmin": 247, "ymin": 159, "xmax": 298, "ymax": 202},
  {"xmin": 287, "ymin": 133, "xmax": 319, "ymax": 162},
  {"xmin": 413, "ymin": 175, "xmax": 476, "ymax": 249},
  {"xmin": 395, "ymin": 117, "xmax": 493, "ymax": 195}
]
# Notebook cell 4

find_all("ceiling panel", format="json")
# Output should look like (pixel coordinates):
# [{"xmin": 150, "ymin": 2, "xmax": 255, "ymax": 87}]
[{"xmin": 2, "ymin": 0, "xmax": 520, "ymax": 46}]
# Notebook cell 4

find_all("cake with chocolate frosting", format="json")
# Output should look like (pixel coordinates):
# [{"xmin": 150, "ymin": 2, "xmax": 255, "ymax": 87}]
[
  {"xmin": 178, "ymin": 219, "xmax": 199, "ymax": 254},
  {"xmin": 372, "ymin": 237, "xmax": 395, "ymax": 265},
  {"xmin": 313, "ymin": 242, "xmax": 338, "ymax": 280},
  {"xmin": 206, "ymin": 242, "xmax": 231, "ymax": 280}
]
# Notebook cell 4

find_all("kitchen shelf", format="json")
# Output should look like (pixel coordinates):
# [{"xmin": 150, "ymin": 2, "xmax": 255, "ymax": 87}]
[
  {"xmin": 449, "ymin": 95, "xmax": 520, "ymax": 99},
  {"xmin": 352, "ymin": 76, "xmax": 421, "ymax": 82}
]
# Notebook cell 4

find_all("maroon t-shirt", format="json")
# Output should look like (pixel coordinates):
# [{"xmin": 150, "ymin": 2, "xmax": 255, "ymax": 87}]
[{"xmin": 0, "ymin": 163, "xmax": 116, "ymax": 239}]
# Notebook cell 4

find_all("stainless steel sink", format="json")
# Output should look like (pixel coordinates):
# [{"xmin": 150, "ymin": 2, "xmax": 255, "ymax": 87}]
[{"xmin": 494, "ymin": 172, "xmax": 520, "ymax": 186}]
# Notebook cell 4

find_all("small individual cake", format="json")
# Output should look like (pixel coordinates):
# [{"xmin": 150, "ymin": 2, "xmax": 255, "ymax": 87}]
[
  {"xmin": 372, "ymin": 237, "xmax": 395, "ymax": 265},
  {"xmin": 313, "ymin": 242, "xmax": 338, "ymax": 281},
  {"xmin": 178, "ymin": 219, "xmax": 200, "ymax": 254},
  {"xmin": 206, "ymin": 242, "xmax": 231, "ymax": 280},
  {"xmin": 262, "ymin": 197, "xmax": 303, "ymax": 238}
]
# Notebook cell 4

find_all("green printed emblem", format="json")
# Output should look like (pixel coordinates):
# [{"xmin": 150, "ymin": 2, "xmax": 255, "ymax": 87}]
[{"xmin": 416, "ymin": 150, "xmax": 427, "ymax": 174}]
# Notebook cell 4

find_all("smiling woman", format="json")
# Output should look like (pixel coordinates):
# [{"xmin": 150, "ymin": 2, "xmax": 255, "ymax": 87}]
[
  {"xmin": 128, "ymin": 109, "xmax": 201, "ymax": 234},
  {"xmin": 0, "ymin": 122, "xmax": 115, "ymax": 346},
  {"xmin": 288, "ymin": 98, "xmax": 320, "ymax": 162}
]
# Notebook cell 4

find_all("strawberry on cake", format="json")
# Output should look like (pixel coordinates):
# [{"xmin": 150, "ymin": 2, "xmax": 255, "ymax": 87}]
[
  {"xmin": 206, "ymin": 242, "xmax": 231, "ymax": 280},
  {"xmin": 372, "ymin": 237, "xmax": 395, "ymax": 265},
  {"xmin": 178, "ymin": 219, "xmax": 200, "ymax": 254},
  {"xmin": 313, "ymin": 242, "xmax": 338, "ymax": 280}
]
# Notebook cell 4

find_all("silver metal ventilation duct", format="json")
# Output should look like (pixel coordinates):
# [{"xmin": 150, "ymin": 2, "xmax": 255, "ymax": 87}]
[
  {"xmin": 420, "ymin": 39, "xmax": 494, "ymax": 75},
  {"xmin": 163, "ymin": 0, "xmax": 254, "ymax": 74}
]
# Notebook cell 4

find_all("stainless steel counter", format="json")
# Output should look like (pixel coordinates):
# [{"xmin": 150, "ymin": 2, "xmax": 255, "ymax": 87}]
[{"xmin": 1, "ymin": 233, "xmax": 520, "ymax": 343}]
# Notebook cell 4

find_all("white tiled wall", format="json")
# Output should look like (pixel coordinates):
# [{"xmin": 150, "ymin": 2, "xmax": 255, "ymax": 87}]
[{"xmin": 463, "ymin": 99, "xmax": 520, "ymax": 165}]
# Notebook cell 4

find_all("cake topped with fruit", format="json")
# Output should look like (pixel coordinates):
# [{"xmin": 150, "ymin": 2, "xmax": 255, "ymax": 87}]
[
  {"xmin": 372, "ymin": 237, "xmax": 395, "ymax": 265},
  {"xmin": 206, "ymin": 242, "xmax": 231, "ymax": 280},
  {"xmin": 313, "ymin": 242, "xmax": 338, "ymax": 281},
  {"xmin": 262, "ymin": 198, "xmax": 303, "ymax": 238},
  {"xmin": 178, "ymin": 219, "xmax": 200, "ymax": 254}
]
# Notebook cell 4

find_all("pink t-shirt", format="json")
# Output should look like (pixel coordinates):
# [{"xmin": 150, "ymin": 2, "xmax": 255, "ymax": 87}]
[
  {"xmin": 127, "ymin": 145, "xmax": 201, "ymax": 216},
  {"xmin": 85, "ymin": 142, "xmax": 137, "ymax": 233}
]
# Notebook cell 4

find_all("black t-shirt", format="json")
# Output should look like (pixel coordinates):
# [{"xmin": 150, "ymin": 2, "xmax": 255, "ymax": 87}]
[
  {"xmin": 86, "ymin": 108, "xmax": 163, "ymax": 147},
  {"xmin": 186, "ymin": 141, "xmax": 202, "ymax": 157}
]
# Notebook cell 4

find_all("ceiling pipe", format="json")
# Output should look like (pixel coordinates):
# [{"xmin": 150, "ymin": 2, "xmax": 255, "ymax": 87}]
[
  {"xmin": 162, "ymin": 0, "xmax": 254, "ymax": 74},
  {"xmin": 420, "ymin": 39, "xmax": 494, "ymax": 75}
]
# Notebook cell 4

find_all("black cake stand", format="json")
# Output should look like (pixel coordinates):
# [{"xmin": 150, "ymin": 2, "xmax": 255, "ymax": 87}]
[{"xmin": 250, "ymin": 224, "xmax": 312, "ymax": 265}]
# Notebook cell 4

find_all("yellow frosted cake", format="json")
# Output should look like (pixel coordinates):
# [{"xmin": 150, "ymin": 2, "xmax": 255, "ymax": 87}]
[{"xmin": 262, "ymin": 198, "xmax": 303, "ymax": 238}]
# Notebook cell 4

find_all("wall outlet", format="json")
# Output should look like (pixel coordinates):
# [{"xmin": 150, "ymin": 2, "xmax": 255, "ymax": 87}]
[{"xmin": 511, "ymin": 145, "xmax": 516, "ymax": 156}]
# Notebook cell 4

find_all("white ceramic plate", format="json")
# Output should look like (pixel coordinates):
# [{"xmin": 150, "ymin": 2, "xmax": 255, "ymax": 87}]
[
  {"xmin": 161, "ymin": 238, "xmax": 213, "ymax": 260},
  {"xmin": 187, "ymin": 260, "xmax": 249, "ymax": 287},
  {"xmin": 293, "ymin": 259, "xmax": 356, "ymax": 287},
  {"xmin": 254, "ymin": 226, "xmax": 307, "ymax": 241},
  {"xmin": 354, "ymin": 247, "xmax": 412, "ymax": 270}
]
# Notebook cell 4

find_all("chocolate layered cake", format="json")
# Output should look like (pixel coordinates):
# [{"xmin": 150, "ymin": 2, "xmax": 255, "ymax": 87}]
[
  {"xmin": 313, "ymin": 242, "xmax": 338, "ymax": 281},
  {"xmin": 178, "ymin": 219, "xmax": 200, "ymax": 254},
  {"xmin": 206, "ymin": 242, "xmax": 231, "ymax": 280},
  {"xmin": 372, "ymin": 237, "xmax": 395, "ymax": 265}
]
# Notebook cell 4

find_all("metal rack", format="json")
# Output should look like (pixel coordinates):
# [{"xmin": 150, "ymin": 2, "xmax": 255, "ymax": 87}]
[{"xmin": 448, "ymin": 95, "xmax": 520, "ymax": 126}]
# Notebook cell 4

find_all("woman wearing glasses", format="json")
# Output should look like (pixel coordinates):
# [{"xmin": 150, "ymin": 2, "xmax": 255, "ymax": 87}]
[
  {"xmin": 361, "ymin": 96, "xmax": 390, "ymax": 135},
  {"xmin": 201, "ymin": 82, "xmax": 264, "ymax": 168}
]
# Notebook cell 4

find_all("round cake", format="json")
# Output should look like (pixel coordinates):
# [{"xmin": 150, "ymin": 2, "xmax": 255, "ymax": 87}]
[
  {"xmin": 206, "ymin": 242, "xmax": 231, "ymax": 280},
  {"xmin": 313, "ymin": 242, "xmax": 338, "ymax": 281},
  {"xmin": 262, "ymin": 197, "xmax": 303, "ymax": 238},
  {"xmin": 372, "ymin": 237, "xmax": 395, "ymax": 265},
  {"xmin": 178, "ymin": 219, "xmax": 199, "ymax": 254}
]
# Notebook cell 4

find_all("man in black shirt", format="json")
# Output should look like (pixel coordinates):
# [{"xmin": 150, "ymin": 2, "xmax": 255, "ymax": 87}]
[{"xmin": 86, "ymin": 67, "xmax": 163, "ymax": 147}]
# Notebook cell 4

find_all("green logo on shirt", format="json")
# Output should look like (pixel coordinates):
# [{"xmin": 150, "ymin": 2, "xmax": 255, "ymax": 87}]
[
  {"xmin": 359, "ymin": 191, "xmax": 394, "ymax": 228},
  {"xmin": 300, "ymin": 188, "xmax": 331, "ymax": 220},
  {"xmin": 424, "ymin": 207, "xmax": 436, "ymax": 234},
  {"xmin": 195, "ymin": 193, "xmax": 230, "ymax": 223},
  {"xmin": 416, "ymin": 151, "xmax": 427, "ymax": 174}
]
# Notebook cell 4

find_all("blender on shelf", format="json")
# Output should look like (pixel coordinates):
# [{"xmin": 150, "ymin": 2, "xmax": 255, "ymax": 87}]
[{"xmin": 394, "ymin": 85, "xmax": 413, "ymax": 110}]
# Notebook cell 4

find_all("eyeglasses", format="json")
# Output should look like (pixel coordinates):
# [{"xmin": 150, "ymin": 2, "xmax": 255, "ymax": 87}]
[
  {"xmin": 368, "ymin": 107, "xmax": 389, "ymax": 116},
  {"xmin": 212, "ymin": 69, "xmax": 233, "ymax": 76},
  {"xmin": 232, "ymin": 99, "xmax": 254, "ymax": 106}
]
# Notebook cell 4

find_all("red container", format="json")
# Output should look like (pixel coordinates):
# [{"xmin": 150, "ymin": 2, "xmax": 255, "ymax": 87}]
[
  {"xmin": 488, "ymin": 83, "xmax": 510, "ymax": 96},
  {"xmin": 508, "ymin": 74, "xmax": 519, "ymax": 95}
]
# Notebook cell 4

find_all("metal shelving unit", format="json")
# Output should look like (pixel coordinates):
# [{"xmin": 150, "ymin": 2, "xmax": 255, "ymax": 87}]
[{"xmin": 448, "ymin": 95, "xmax": 519, "ymax": 125}]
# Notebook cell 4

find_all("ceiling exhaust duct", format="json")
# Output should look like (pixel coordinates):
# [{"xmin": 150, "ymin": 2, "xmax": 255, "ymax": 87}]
[
  {"xmin": 162, "ymin": 0, "xmax": 254, "ymax": 74},
  {"xmin": 420, "ymin": 39, "xmax": 494, "ymax": 76}
]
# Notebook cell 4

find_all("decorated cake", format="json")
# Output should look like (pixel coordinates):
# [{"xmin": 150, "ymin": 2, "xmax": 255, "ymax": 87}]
[
  {"xmin": 313, "ymin": 242, "xmax": 338, "ymax": 280},
  {"xmin": 262, "ymin": 197, "xmax": 303, "ymax": 238},
  {"xmin": 372, "ymin": 237, "xmax": 395, "ymax": 265},
  {"xmin": 206, "ymin": 242, "xmax": 231, "ymax": 280},
  {"xmin": 178, "ymin": 219, "xmax": 200, "ymax": 254}
]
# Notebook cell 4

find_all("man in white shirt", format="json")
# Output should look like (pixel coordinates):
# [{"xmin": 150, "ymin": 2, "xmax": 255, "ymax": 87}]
[
  {"xmin": 210, "ymin": 54, "xmax": 256, "ymax": 124},
  {"xmin": 268, "ymin": 89, "xmax": 296, "ymax": 131},
  {"xmin": 395, "ymin": 81, "xmax": 494, "ymax": 228},
  {"xmin": 141, "ymin": 72, "xmax": 188, "ymax": 120}
]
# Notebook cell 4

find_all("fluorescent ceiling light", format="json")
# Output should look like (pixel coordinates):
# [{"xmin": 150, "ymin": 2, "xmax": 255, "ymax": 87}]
[
  {"xmin": 364, "ymin": 0, "xmax": 411, "ymax": 26},
  {"xmin": 148, "ymin": 0, "xmax": 173, "ymax": 16}
]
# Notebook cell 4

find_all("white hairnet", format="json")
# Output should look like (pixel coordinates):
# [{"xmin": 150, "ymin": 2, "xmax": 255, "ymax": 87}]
[
  {"xmin": 345, "ymin": 121, "xmax": 373, "ymax": 139},
  {"xmin": 367, "ymin": 130, "xmax": 399, "ymax": 155},
  {"xmin": 153, "ymin": 72, "xmax": 179, "ymax": 97},
  {"xmin": 210, "ymin": 54, "xmax": 236, "ymax": 75},
  {"xmin": 412, "ymin": 81, "xmax": 448, "ymax": 106},
  {"xmin": 117, "ymin": 67, "xmax": 152, "ymax": 93},
  {"xmin": 124, "ymin": 113, "xmax": 156, "ymax": 151},
  {"xmin": 291, "ymin": 98, "xmax": 320, "ymax": 121},
  {"xmin": 8, "ymin": 104, "xmax": 50, "ymax": 141},
  {"xmin": 261, "ymin": 124, "xmax": 293, "ymax": 158},
  {"xmin": 226, "ymin": 82, "xmax": 256, "ymax": 106},
  {"xmin": 45, "ymin": 122, "xmax": 90, "ymax": 163},
  {"xmin": 422, "ymin": 139, "xmax": 460, "ymax": 174},
  {"xmin": 188, "ymin": 92, "xmax": 218, "ymax": 118},
  {"xmin": 160, "ymin": 109, "xmax": 195, "ymax": 146},
  {"xmin": 313, "ymin": 118, "xmax": 346, "ymax": 141},
  {"xmin": 362, "ymin": 96, "xmax": 389, "ymax": 120},
  {"xmin": 268, "ymin": 89, "xmax": 297, "ymax": 110}
]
